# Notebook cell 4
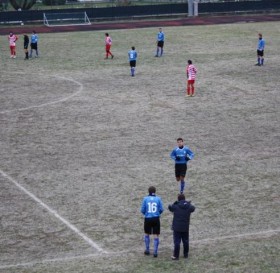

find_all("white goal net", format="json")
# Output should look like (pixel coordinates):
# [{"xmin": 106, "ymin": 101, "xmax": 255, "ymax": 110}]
[{"xmin": 43, "ymin": 12, "xmax": 91, "ymax": 27}]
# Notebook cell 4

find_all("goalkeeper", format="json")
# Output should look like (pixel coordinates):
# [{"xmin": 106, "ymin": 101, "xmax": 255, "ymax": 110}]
[{"xmin": 170, "ymin": 138, "xmax": 194, "ymax": 194}]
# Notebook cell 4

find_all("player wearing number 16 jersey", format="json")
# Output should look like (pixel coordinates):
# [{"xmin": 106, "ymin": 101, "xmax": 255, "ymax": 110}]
[{"xmin": 141, "ymin": 186, "xmax": 164, "ymax": 258}]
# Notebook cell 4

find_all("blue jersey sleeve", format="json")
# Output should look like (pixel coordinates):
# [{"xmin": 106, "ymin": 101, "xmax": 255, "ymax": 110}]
[
  {"xmin": 170, "ymin": 148, "xmax": 177, "ymax": 161},
  {"xmin": 157, "ymin": 197, "xmax": 164, "ymax": 215},
  {"xmin": 185, "ymin": 147, "xmax": 194, "ymax": 160}
]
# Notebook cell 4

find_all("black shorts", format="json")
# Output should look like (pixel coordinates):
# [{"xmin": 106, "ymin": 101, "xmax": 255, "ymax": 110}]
[
  {"xmin": 31, "ymin": 43, "xmax": 38, "ymax": 50},
  {"xmin": 144, "ymin": 217, "xmax": 160, "ymax": 235},
  {"xmin": 175, "ymin": 163, "xmax": 187, "ymax": 178},
  {"xmin": 130, "ymin": 60, "xmax": 136, "ymax": 67},
  {"xmin": 157, "ymin": 41, "xmax": 164, "ymax": 48},
  {"xmin": 257, "ymin": 50, "xmax": 264, "ymax": 57},
  {"xmin": 24, "ymin": 43, "xmax": 29, "ymax": 49}
]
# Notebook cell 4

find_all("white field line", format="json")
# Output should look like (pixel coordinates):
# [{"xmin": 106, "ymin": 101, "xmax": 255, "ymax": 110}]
[
  {"xmin": 0, "ymin": 76, "xmax": 83, "ymax": 114},
  {"xmin": 0, "ymin": 169, "xmax": 107, "ymax": 254},
  {"xmin": 0, "ymin": 228, "xmax": 279, "ymax": 270},
  {"xmin": 0, "ymin": 253, "xmax": 102, "ymax": 270},
  {"xmin": 191, "ymin": 229, "xmax": 280, "ymax": 244}
]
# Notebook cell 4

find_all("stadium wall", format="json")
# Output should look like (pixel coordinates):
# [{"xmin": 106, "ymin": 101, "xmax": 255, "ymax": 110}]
[{"xmin": 0, "ymin": 0, "xmax": 280, "ymax": 24}]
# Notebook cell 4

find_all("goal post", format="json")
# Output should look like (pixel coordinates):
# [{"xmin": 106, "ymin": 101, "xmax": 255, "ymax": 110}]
[{"xmin": 43, "ymin": 12, "xmax": 91, "ymax": 27}]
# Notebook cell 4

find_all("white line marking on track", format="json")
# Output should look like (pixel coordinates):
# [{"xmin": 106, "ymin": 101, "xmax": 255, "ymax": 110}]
[
  {"xmin": 0, "ymin": 228, "xmax": 278, "ymax": 269},
  {"xmin": 0, "ymin": 76, "xmax": 83, "ymax": 114},
  {"xmin": 0, "ymin": 169, "xmax": 107, "ymax": 254}
]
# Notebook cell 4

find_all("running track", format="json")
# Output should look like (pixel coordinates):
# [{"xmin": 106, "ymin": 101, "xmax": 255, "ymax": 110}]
[{"xmin": 0, "ymin": 13, "xmax": 280, "ymax": 35}]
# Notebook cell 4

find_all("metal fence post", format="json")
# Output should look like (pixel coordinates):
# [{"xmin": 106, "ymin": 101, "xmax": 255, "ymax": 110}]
[
  {"xmin": 188, "ymin": 0, "xmax": 194, "ymax": 17},
  {"xmin": 194, "ymin": 0, "xmax": 199, "ymax": 16}
]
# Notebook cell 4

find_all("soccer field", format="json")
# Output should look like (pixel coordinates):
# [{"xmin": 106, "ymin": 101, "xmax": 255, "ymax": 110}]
[{"xmin": 0, "ymin": 22, "xmax": 279, "ymax": 273}]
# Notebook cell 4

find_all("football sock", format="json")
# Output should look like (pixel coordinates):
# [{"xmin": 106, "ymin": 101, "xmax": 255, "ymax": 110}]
[
  {"xmin": 192, "ymin": 87, "xmax": 195, "ymax": 95},
  {"xmin": 160, "ymin": 49, "xmax": 163, "ymax": 56},
  {"xmin": 154, "ymin": 238, "xmax": 159, "ymax": 254},
  {"xmin": 257, "ymin": 57, "xmax": 260, "ymax": 64},
  {"xmin": 144, "ymin": 235, "xmax": 150, "ymax": 251},
  {"xmin": 156, "ymin": 48, "xmax": 159, "ymax": 56},
  {"xmin": 131, "ymin": 67, "xmax": 135, "ymax": 76},
  {"xmin": 261, "ymin": 58, "xmax": 264, "ymax": 65},
  {"xmin": 180, "ymin": 180, "xmax": 185, "ymax": 193},
  {"xmin": 25, "ymin": 52, "xmax": 28, "ymax": 59}
]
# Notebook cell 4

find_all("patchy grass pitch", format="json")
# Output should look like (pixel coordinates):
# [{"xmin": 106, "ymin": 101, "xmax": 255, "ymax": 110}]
[{"xmin": 0, "ymin": 22, "xmax": 279, "ymax": 273}]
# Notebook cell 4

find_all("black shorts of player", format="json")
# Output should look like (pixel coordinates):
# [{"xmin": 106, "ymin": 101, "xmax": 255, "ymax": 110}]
[
  {"xmin": 31, "ymin": 43, "xmax": 38, "ymax": 50},
  {"xmin": 175, "ymin": 163, "xmax": 187, "ymax": 178},
  {"xmin": 24, "ymin": 43, "xmax": 29, "ymax": 49},
  {"xmin": 144, "ymin": 217, "xmax": 160, "ymax": 235},
  {"xmin": 157, "ymin": 41, "xmax": 164, "ymax": 48},
  {"xmin": 130, "ymin": 60, "xmax": 136, "ymax": 67},
  {"xmin": 257, "ymin": 50, "xmax": 264, "ymax": 57}
]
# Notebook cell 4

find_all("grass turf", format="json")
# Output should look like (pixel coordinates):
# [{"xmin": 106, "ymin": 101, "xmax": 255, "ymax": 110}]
[{"xmin": 0, "ymin": 22, "xmax": 279, "ymax": 272}]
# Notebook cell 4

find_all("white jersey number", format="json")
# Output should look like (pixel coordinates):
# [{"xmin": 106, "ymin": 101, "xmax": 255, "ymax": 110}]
[{"xmin": 147, "ymin": 202, "xmax": 157, "ymax": 213}]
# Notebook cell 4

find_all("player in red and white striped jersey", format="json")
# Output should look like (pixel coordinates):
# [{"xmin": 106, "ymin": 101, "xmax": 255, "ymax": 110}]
[
  {"xmin": 104, "ymin": 33, "xmax": 114, "ymax": 59},
  {"xmin": 8, "ymin": 32, "xmax": 18, "ymax": 58},
  {"xmin": 186, "ymin": 60, "xmax": 197, "ymax": 97}
]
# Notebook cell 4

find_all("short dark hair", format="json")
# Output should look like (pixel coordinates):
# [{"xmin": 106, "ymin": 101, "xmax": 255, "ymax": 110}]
[
  {"xmin": 132, "ymin": 46, "xmax": 135, "ymax": 50},
  {"xmin": 178, "ymin": 194, "xmax": 185, "ymax": 201},
  {"xmin": 188, "ymin": 60, "xmax": 192, "ymax": 65},
  {"xmin": 105, "ymin": 33, "xmax": 109, "ymax": 36},
  {"xmin": 148, "ymin": 186, "xmax": 156, "ymax": 195},
  {"xmin": 177, "ymin": 137, "xmax": 183, "ymax": 142}
]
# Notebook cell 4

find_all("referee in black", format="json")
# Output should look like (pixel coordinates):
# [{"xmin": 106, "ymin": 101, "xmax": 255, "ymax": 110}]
[{"xmin": 23, "ymin": 34, "xmax": 29, "ymax": 60}]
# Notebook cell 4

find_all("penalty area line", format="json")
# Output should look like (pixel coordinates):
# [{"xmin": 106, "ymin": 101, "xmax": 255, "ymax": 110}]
[{"xmin": 0, "ymin": 169, "xmax": 107, "ymax": 254}]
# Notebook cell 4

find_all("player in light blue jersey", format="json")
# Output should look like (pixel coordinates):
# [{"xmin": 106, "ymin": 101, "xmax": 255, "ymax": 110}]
[
  {"xmin": 155, "ymin": 28, "xmax": 165, "ymax": 57},
  {"xmin": 128, "ymin": 46, "xmax": 137, "ymax": 77},
  {"xmin": 141, "ymin": 186, "xmax": 164, "ymax": 258},
  {"xmin": 256, "ymin": 33, "xmax": 265, "ymax": 66},
  {"xmin": 29, "ymin": 30, "xmax": 39, "ymax": 58},
  {"xmin": 170, "ymin": 138, "xmax": 194, "ymax": 194}
]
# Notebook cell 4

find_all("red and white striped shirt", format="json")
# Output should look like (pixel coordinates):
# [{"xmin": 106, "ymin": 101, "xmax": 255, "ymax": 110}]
[
  {"xmin": 186, "ymin": 64, "xmax": 197, "ymax": 80},
  {"xmin": 8, "ymin": 34, "xmax": 18, "ymax": 46},
  {"xmin": 105, "ymin": 36, "xmax": 112, "ymax": 45}
]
